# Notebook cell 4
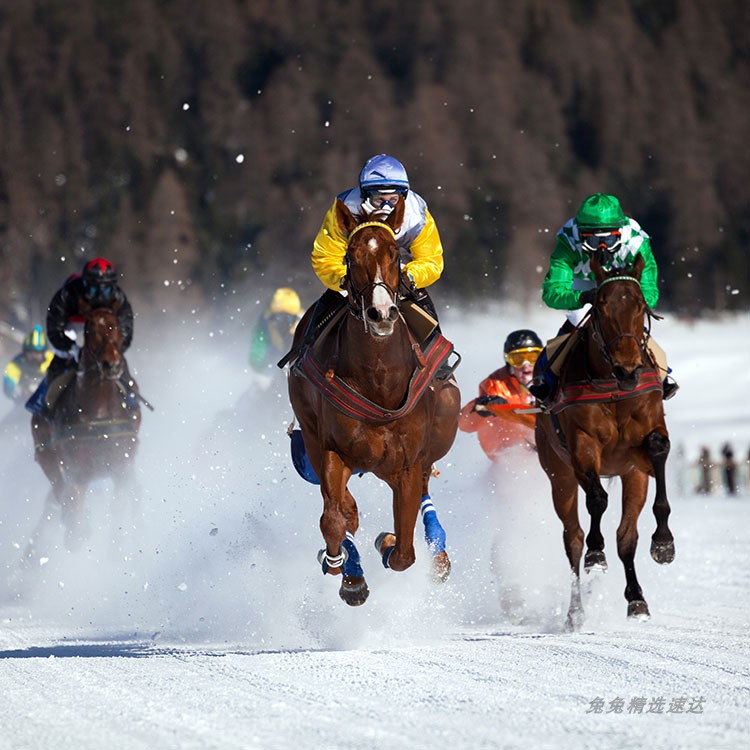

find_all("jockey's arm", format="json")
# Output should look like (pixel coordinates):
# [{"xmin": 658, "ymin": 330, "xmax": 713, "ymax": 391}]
[
  {"xmin": 311, "ymin": 201, "xmax": 348, "ymax": 292},
  {"xmin": 637, "ymin": 239, "xmax": 660, "ymax": 309},
  {"xmin": 116, "ymin": 293, "xmax": 135, "ymax": 351},
  {"xmin": 542, "ymin": 237, "xmax": 585, "ymax": 310},
  {"xmin": 46, "ymin": 287, "xmax": 76, "ymax": 354},
  {"xmin": 401, "ymin": 208, "xmax": 444, "ymax": 289}
]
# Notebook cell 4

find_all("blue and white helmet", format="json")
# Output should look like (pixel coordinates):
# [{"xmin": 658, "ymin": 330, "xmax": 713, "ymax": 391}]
[{"xmin": 358, "ymin": 154, "xmax": 410, "ymax": 197}]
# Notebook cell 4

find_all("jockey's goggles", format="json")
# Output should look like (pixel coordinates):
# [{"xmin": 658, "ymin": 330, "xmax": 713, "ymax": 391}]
[
  {"xmin": 581, "ymin": 231, "xmax": 622, "ymax": 253},
  {"xmin": 505, "ymin": 347, "xmax": 542, "ymax": 368},
  {"xmin": 366, "ymin": 189, "xmax": 407, "ymax": 209},
  {"xmin": 84, "ymin": 282, "xmax": 114, "ymax": 298}
]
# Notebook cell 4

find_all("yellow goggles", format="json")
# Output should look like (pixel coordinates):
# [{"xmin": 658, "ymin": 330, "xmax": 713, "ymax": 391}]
[{"xmin": 505, "ymin": 347, "xmax": 542, "ymax": 367}]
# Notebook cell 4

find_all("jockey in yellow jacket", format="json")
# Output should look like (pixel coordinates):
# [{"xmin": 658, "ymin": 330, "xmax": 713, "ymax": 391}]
[{"xmin": 309, "ymin": 154, "xmax": 445, "ymax": 335}]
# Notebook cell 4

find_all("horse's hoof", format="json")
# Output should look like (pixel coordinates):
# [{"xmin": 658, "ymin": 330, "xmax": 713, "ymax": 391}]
[
  {"xmin": 339, "ymin": 576, "xmax": 369, "ymax": 606},
  {"xmin": 431, "ymin": 551, "xmax": 451, "ymax": 583},
  {"xmin": 650, "ymin": 539, "xmax": 675, "ymax": 565},
  {"xmin": 584, "ymin": 549, "xmax": 608, "ymax": 572},
  {"xmin": 565, "ymin": 608, "xmax": 585, "ymax": 632},
  {"xmin": 627, "ymin": 599, "xmax": 650, "ymax": 620}
]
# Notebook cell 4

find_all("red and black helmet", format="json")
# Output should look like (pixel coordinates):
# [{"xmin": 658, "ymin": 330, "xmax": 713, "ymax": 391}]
[{"xmin": 82, "ymin": 257, "xmax": 118, "ymax": 302}]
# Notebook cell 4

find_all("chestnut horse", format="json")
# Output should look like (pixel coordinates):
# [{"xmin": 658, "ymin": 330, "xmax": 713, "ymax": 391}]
[
  {"xmin": 535, "ymin": 254, "xmax": 674, "ymax": 630},
  {"xmin": 29, "ymin": 306, "xmax": 141, "ymax": 551},
  {"xmin": 288, "ymin": 198, "xmax": 461, "ymax": 606}
]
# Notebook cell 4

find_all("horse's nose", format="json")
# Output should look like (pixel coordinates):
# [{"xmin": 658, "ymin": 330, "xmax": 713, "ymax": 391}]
[{"xmin": 366, "ymin": 304, "xmax": 398, "ymax": 323}]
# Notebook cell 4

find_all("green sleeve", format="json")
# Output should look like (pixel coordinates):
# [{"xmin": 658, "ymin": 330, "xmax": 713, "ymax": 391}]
[
  {"xmin": 542, "ymin": 236, "xmax": 586, "ymax": 310},
  {"xmin": 249, "ymin": 322, "xmax": 269, "ymax": 372},
  {"xmin": 637, "ymin": 238, "xmax": 660, "ymax": 309}
]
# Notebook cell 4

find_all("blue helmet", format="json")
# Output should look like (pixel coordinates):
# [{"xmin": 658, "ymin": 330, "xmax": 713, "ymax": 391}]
[{"xmin": 358, "ymin": 154, "xmax": 410, "ymax": 195}]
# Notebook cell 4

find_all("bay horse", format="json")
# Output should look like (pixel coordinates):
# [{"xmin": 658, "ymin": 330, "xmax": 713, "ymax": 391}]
[
  {"xmin": 535, "ymin": 254, "xmax": 675, "ymax": 630},
  {"xmin": 288, "ymin": 198, "xmax": 461, "ymax": 606},
  {"xmin": 29, "ymin": 305, "xmax": 141, "ymax": 551}
]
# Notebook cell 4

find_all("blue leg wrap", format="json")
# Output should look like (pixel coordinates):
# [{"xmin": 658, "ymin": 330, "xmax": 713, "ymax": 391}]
[
  {"xmin": 290, "ymin": 429, "xmax": 320, "ymax": 485},
  {"xmin": 421, "ymin": 494, "xmax": 446, "ymax": 554},
  {"xmin": 25, "ymin": 380, "xmax": 48, "ymax": 416},
  {"xmin": 341, "ymin": 532, "xmax": 365, "ymax": 578}
]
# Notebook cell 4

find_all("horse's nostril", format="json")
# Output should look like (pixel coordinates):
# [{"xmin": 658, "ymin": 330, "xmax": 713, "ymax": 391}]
[
  {"xmin": 387, "ymin": 306, "xmax": 399, "ymax": 322},
  {"xmin": 366, "ymin": 307, "xmax": 380, "ymax": 322}
]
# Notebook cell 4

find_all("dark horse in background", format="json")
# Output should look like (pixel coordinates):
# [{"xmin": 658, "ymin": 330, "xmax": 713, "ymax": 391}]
[
  {"xmin": 535, "ymin": 254, "xmax": 675, "ymax": 630},
  {"xmin": 288, "ymin": 198, "xmax": 461, "ymax": 606},
  {"xmin": 28, "ymin": 305, "xmax": 142, "ymax": 552}
]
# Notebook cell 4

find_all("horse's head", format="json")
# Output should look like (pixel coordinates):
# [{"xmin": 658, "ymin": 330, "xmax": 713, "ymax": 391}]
[
  {"xmin": 82, "ymin": 305, "xmax": 125, "ymax": 380},
  {"xmin": 589, "ymin": 254, "xmax": 649, "ymax": 389},
  {"xmin": 336, "ymin": 197, "xmax": 405, "ymax": 338}
]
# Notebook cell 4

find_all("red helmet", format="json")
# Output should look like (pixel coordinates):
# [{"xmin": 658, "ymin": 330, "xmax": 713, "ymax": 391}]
[{"xmin": 82, "ymin": 258, "xmax": 118, "ymax": 302}]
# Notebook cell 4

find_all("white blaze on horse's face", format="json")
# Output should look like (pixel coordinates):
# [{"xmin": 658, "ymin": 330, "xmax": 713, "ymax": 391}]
[{"xmin": 367, "ymin": 261, "xmax": 398, "ymax": 337}]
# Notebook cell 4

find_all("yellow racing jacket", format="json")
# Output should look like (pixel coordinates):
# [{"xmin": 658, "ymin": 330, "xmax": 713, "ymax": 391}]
[{"xmin": 311, "ymin": 189, "xmax": 444, "ymax": 291}]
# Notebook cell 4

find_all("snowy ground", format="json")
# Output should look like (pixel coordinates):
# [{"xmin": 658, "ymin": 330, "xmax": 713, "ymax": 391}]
[{"xmin": 1, "ymin": 302, "xmax": 748, "ymax": 750}]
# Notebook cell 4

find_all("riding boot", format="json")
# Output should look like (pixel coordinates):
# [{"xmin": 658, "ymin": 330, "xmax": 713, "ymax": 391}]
[
  {"xmin": 529, "ymin": 348, "xmax": 556, "ymax": 405},
  {"xmin": 309, "ymin": 289, "xmax": 348, "ymax": 340},
  {"xmin": 662, "ymin": 376, "xmax": 679, "ymax": 401}
]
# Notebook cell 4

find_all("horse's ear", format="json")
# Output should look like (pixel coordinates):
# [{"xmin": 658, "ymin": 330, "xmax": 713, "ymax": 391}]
[
  {"xmin": 335, "ymin": 199, "xmax": 358, "ymax": 237},
  {"xmin": 385, "ymin": 195, "xmax": 406, "ymax": 233},
  {"xmin": 589, "ymin": 253, "xmax": 606, "ymax": 284},
  {"xmin": 632, "ymin": 253, "xmax": 645, "ymax": 279}
]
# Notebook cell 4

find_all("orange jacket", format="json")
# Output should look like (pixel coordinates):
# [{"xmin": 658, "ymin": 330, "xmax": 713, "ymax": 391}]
[{"xmin": 459, "ymin": 367, "xmax": 536, "ymax": 460}]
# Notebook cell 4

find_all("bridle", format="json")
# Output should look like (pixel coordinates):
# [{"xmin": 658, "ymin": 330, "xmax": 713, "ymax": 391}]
[
  {"xmin": 343, "ymin": 221, "xmax": 402, "ymax": 332},
  {"xmin": 589, "ymin": 275, "xmax": 652, "ymax": 373}
]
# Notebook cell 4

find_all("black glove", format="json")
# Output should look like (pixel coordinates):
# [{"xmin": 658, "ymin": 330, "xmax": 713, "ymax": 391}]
[
  {"xmin": 473, "ymin": 395, "xmax": 508, "ymax": 417},
  {"xmin": 579, "ymin": 289, "xmax": 596, "ymax": 306}
]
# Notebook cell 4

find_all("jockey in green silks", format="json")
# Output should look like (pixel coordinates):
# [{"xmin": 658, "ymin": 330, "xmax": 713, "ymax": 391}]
[{"xmin": 530, "ymin": 193, "xmax": 678, "ymax": 404}]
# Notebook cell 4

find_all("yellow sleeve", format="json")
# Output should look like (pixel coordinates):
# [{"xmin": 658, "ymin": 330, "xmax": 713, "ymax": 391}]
[
  {"xmin": 41, "ymin": 350, "xmax": 54, "ymax": 374},
  {"xmin": 311, "ymin": 200, "xmax": 348, "ymax": 291},
  {"xmin": 4, "ymin": 360, "xmax": 22, "ymax": 385},
  {"xmin": 402, "ymin": 208, "xmax": 444, "ymax": 288}
]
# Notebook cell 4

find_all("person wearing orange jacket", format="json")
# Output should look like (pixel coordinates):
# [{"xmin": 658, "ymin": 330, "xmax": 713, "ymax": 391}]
[{"xmin": 459, "ymin": 330, "xmax": 542, "ymax": 460}]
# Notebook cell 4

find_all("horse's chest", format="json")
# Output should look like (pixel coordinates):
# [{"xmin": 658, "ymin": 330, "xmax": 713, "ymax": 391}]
[{"xmin": 336, "ymin": 418, "xmax": 427, "ymax": 469}]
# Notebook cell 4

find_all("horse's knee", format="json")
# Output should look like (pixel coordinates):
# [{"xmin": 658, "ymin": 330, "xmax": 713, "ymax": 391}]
[
  {"xmin": 644, "ymin": 431, "xmax": 670, "ymax": 461},
  {"xmin": 584, "ymin": 478, "xmax": 608, "ymax": 516}
]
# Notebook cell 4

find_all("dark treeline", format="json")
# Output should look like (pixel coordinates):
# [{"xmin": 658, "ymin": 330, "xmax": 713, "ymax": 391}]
[{"xmin": 1, "ymin": 0, "xmax": 748, "ymax": 343}]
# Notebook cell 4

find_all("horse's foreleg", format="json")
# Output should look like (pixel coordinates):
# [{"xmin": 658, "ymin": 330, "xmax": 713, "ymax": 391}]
[
  {"xmin": 62, "ymin": 484, "xmax": 90, "ymax": 551},
  {"xmin": 318, "ymin": 451, "xmax": 352, "ymax": 572},
  {"xmin": 377, "ymin": 465, "xmax": 421, "ymax": 572},
  {"xmin": 553, "ymin": 478, "xmax": 585, "ymax": 631},
  {"xmin": 318, "ymin": 452, "xmax": 368, "ymax": 605},
  {"xmin": 581, "ymin": 471, "xmax": 608, "ymax": 572},
  {"xmin": 619, "ymin": 471, "xmax": 650, "ymax": 619},
  {"xmin": 644, "ymin": 430, "xmax": 675, "ymax": 564}
]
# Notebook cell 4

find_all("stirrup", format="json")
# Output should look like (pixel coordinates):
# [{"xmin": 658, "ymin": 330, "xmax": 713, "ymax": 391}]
[{"xmin": 662, "ymin": 378, "xmax": 679, "ymax": 401}]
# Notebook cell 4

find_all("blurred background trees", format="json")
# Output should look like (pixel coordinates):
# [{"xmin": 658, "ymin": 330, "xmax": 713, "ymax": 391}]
[{"xmin": 1, "ymin": 0, "xmax": 748, "ymax": 352}]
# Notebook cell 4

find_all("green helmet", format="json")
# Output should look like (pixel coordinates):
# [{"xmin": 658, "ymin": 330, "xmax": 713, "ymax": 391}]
[{"xmin": 575, "ymin": 193, "xmax": 627, "ymax": 231}]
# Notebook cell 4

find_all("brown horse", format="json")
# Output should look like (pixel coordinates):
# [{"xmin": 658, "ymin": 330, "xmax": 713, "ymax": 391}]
[
  {"xmin": 29, "ymin": 305, "xmax": 142, "ymax": 551},
  {"xmin": 535, "ymin": 254, "xmax": 674, "ymax": 630},
  {"xmin": 288, "ymin": 198, "xmax": 461, "ymax": 605}
]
